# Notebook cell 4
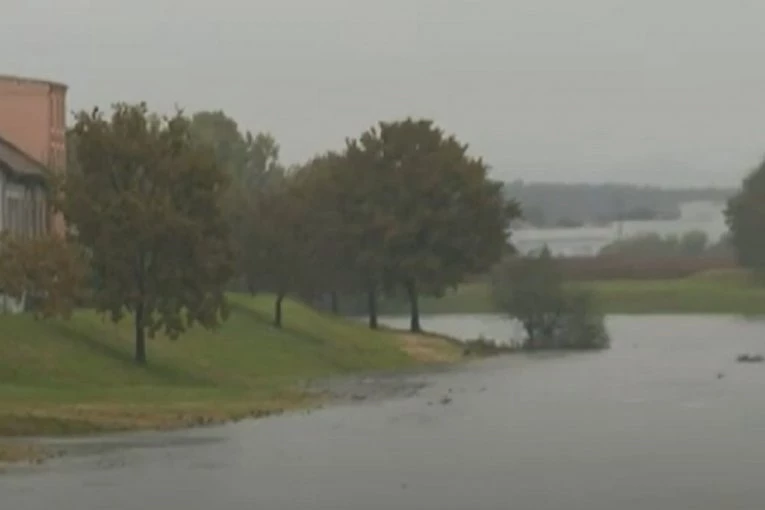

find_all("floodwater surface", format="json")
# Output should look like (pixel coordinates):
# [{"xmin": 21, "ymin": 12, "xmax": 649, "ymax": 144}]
[{"xmin": 3, "ymin": 315, "xmax": 765, "ymax": 510}]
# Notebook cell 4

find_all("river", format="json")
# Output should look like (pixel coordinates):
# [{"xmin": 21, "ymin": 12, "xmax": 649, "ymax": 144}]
[
  {"xmin": 3, "ymin": 315, "xmax": 765, "ymax": 510},
  {"xmin": 513, "ymin": 200, "xmax": 728, "ymax": 256}
]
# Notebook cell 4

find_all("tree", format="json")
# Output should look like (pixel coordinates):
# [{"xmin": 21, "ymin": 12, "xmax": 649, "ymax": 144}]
[
  {"xmin": 0, "ymin": 233, "xmax": 88, "ymax": 318},
  {"xmin": 491, "ymin": 248, "xmax": 610, "ymax": 350},
  {"xmin": 726, "ymin": 159, "xmax": 765, "ymax": 274},
  {"xmin": 242, "ymin": 174, "xmax": 318, "ymax": 327},
  {"xmin": 343, "ymin": 119, "xmax": 519, "ymax": 332},
  {"xmin": 189, "ymin": 112, "xmax": 286, "ymax": 292},
  {"xmin": 291, "ymin": 152, "xmax": 357, "ymax": 314},
  {"xmin": 243, "ymin": 132, "xmax": 285, "ymax": 191},
  {"xmin": 62, "ymin": 103, "xmax": 235, "ymax": 364},
  {"xmin": 189, "ymin": 111, "xmax": 248, "ymax": 180},
  {"xmin": 189, "ymin": 111, "xmax": 284, "ymax": 196}
]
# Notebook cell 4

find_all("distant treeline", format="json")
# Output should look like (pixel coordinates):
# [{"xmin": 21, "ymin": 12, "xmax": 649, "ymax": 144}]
[{"xmin": 504, "ymin": 181, "xmax": 735, "ymax": 227}]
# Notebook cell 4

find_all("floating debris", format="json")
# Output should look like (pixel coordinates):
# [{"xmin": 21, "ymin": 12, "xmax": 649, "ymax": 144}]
[{"xmin": 440, "ymin": 396, "xmax": 452, "ymax": 405}]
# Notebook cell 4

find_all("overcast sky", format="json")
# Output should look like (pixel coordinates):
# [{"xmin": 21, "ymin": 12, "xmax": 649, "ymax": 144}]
[{"xmin": 4, "ymin": 0, "xmax": 765, "ymax": 186}]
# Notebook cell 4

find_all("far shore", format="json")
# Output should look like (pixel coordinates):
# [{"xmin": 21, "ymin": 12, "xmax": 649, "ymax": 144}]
[{"xmin": 375, "ymin": 271, "xmax": 765, "ymax": 316}]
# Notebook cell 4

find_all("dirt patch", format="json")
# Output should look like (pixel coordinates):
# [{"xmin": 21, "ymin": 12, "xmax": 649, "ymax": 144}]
[
  {"xmin": 0, "ymin": 441, "xmax": 51, "ymax": 466},
  {"xmin": 397, "ymin": 333, "xmax": 462, "ymax": 363}
]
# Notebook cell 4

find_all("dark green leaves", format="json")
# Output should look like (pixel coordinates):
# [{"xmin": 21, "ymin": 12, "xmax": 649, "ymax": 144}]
[
  {"xmin": 726, "ymin": 159, "xmax": 765, "ymax": 273},
  {"xmin": 64, "ymin": 103, "xmax": 235, "ymax": 362}
]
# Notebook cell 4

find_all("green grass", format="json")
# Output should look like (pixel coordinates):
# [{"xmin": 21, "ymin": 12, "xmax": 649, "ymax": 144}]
[
  {"xmin": 0, "ymin": 294, "xmax": 460, "ymax": 450},
  {"xmin": 379, "ymin": 269, "xmax": 765, "ymax": 316}
]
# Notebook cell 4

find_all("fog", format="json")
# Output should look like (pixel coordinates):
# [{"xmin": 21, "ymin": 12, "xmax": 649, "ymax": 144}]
[{"xmin": 4, "ymin": 0, "xmax": 765, "ymax": 185}]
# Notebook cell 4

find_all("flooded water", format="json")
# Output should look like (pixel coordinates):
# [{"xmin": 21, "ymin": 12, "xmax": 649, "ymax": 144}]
[
  {"xmin": 4, "ymin": 315, "xmax": 765, "ymax": 510},
  {"xmin": 513, "ymin": 200, "xmax": 728, "ymax": 256}
]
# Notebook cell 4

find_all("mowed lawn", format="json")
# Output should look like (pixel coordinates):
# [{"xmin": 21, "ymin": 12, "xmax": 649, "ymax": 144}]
[
  {"xmin": 0, "ymin": 294, "xmax": 461, "ymax": 443},
  {"xmin": 388, "ymin": 269, "xmax": 765, "ymax": 316}
]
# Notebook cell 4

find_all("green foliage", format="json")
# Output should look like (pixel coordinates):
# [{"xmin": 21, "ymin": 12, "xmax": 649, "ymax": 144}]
[
  {"xmin": 337, "ymin": 118, "xmax": 520, "ymax": 331},
  {"xmin": 726, "ymin": 159, "xmax": 765, "ymax": 274},
  {"xmin": 189, "ymin": 111, "xmax": 285, "ymax": 196},
  {"xmin": 491, "ymin": 249, "xmax": 610, "ymax": 350},
  {"xmin": 241, "ymin": 175, "xmax": 318, "ymax": 326},
  {"xmin": 189, "ymin": 111, "xmax": 285, "ymax": 291},
  {"xmin": 599, "ymin": 230, "xmax": 712, "ymax": 257},
  {"xmin": 0, "ymin": 233, "xmax": 88, "ymax": 318},
  {"xmin": 62, "ymin": 103, "xmax": 235, "ymax": 364}
]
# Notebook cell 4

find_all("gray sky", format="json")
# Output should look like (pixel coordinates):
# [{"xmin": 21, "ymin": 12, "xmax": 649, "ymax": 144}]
[{"xmin": 4, "ymin": 0, "xmax": 765, "ymax": 186}]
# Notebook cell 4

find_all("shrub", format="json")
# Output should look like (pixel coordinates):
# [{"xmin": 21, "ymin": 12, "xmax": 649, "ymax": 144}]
[{"xmin": 491, "ymin": 249, "xmax": 610, "ymax": 350}]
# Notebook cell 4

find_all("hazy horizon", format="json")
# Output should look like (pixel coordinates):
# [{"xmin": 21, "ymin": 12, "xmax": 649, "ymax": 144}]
[{"xmin": 4, "ymin": 0, "xmax": 765, "ymax": 187}]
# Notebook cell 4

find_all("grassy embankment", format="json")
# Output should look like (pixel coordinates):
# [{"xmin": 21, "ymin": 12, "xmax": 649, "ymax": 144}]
[
  {"xmin": 0, "ymin": 294, "xmax": 461, "ymax": 464},
  {"xmin": 378, "ymin": 269, "xmax": 765, "ymax": 316}
]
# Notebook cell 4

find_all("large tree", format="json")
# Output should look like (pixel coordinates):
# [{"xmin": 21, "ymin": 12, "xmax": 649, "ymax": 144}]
[
  {"xmin": 344, "ymin": 119, "xmax": 519, "ymax": 332},
  {"xmin": 726, "ymin": 159, "xmax": 765, "ymax": 275},
  {"xmin": 63, "ymin": 103, "xmax": 235, "ymax": 364}
]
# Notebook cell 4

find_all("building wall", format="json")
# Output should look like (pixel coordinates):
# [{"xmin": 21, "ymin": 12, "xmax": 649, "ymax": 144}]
[
  {"xmin": 0, "ymin": 78, "xmax": 51, "ymax": 164},
  {"xmin": 0, "ymin": 75, "xmax": 67, "ymax": 235},
  {"xmin": 0, "ymin": 170, "xmax": 47, "ymax": 237}
]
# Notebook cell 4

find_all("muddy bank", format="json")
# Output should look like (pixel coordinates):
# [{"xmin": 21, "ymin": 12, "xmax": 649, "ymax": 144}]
[{"xmin": 300, "ymin": 362, "xmax": 464, "ymax": 405}]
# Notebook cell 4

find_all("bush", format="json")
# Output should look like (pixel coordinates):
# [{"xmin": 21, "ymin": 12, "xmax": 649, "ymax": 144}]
[
  {"xmin": 491, "ymin": 249, "xmax": 610, "ymax": 350},
  {"xmin": 0, "ymin": 233, "xmax": 88, "ymax": 318},
  {"xmin": 552, "ymin": 291, "xmax": 610, "ymax": 350}
]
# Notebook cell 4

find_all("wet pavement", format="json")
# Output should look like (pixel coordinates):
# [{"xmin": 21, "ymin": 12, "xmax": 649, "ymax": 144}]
[{"xmin": 3, "ymin": 315, "xmax": 765, "ymax": 510}]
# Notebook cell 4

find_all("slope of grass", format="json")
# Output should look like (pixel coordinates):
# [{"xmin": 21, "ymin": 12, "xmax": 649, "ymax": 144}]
[
  {"xmin": 379, "ymin": 269, "xmax": 765, "ymax": 315},
  {"xmin": 0, "ymin": 294, "xmax": 461, "ymax": 449}
]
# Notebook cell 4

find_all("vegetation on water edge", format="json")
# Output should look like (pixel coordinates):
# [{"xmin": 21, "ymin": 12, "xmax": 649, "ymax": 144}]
[
  {"xmin": 0, "ymin": 294, "xmax": 461, "ymax": 459},
  {"xmin": 491, "ymin": 249, "xmax": 610, "ymax": 350},
  {"xmin": 376, "ymin": 269, "xmax": 765, "ymax": 316}
]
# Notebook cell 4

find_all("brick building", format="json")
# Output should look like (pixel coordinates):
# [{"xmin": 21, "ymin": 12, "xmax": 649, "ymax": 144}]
[{"xmin": 0, "ymin": 74, "xmax": 67, "ymax": 235}]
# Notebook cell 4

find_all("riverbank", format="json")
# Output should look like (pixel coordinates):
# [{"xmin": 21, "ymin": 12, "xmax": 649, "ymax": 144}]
[
  {"xmin": 0, "ymin": 294, "xmax": 462, "ymax": 465},
  {"xmin": 377, "ymin": 270, "xmax": 765, "ymax": 315}
]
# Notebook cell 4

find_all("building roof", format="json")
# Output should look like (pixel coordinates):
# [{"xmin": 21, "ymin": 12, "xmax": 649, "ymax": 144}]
[
  {"xmin": 0, "ymin": 135, "xmax": 48, "ymax": 180},
  {"xmin": 0, "ymin": 73, "xmax": 67, "ymax": 91}
]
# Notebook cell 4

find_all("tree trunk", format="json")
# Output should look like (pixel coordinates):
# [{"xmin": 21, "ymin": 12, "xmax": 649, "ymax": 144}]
[
  {"xmin": 135, "ymin": 302, "xmax": 147, "ymax": 365},
  {"xmin": 367, "ymin": 287, "xmax": 378, "ymax": 330},
  {"xmin": 405, "ymin": 280, "xmax": 421, "ymax": 333},
  {"xmin": 274, "ymin": 292, "xmax": 284, "ymax": 328},
  {"xmin": 330, "ymin": 291, "xmax": 340, "ymax": 315}
]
